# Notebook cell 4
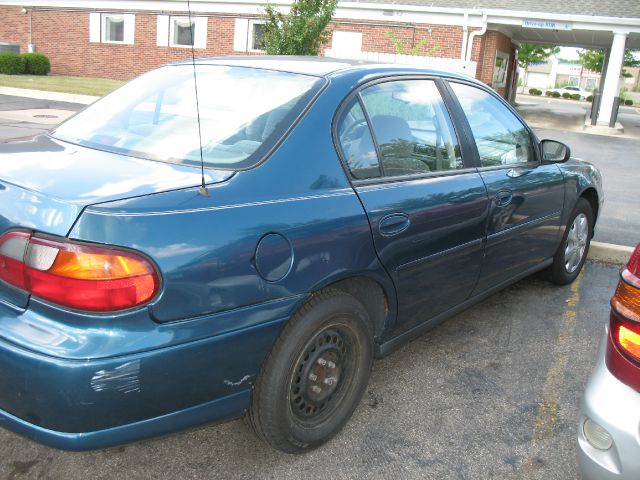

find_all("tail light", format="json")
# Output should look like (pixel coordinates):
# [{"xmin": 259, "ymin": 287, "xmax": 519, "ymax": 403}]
[
  {"xmin": 0, "ymin": 231, "xmax": 159, "ymax": 312},
  {"xmin": 606, "ymin": 243, "xmax": 640, "ymax": 391}
]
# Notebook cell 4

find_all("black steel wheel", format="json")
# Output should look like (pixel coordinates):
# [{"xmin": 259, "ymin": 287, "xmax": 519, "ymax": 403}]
[{"xmin": 247, "ymin": 289, "xmax": 373, "ymax": 453}]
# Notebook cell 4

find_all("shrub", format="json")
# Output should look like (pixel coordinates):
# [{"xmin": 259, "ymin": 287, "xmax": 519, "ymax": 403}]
[
  {"xmin": 625, "ymin": 99, "xmax": 634, "ymax": 106},
  {"xmin": 587, "ymin": 95, "xmax": 593, "ymax": 102},
  {"xmin": 562, "ymin": 92, "xmax": 571, "ymax": 99},
  {"xmin": 570, "ymin": 93, "xmax": 581, "ymax": 100},
  {"xmin": 0, "ymin": 52, "xmax": 26, "ymax": 75},
  {"xmin": 22, "ymin": 53, "xmax": 50, "ymax": 75},
  {"xmin": 528, "ymin": 88, "xmax": 542, "ymax": 96},
  {"xmin": 552, "ymin": 91, "xmax": 561, "ymax": 98},
  {"xmin": 545, "ymin": 90, "xmax": 553, "ymax": 96}
]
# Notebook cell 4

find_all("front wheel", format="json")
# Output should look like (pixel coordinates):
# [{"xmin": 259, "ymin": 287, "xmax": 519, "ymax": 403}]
[
  {"xmin": 550, "ymin": 198, "xmax": 593, "ymax": 285},
  {"xmin": 247, "ymin": 289, "xmax": 373, "ymax": 453}
]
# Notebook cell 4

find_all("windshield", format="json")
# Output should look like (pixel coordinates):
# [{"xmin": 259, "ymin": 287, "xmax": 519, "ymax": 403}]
[{"xmin": 53, "ymin": 65, "xmax": 324, "ymax": 169}]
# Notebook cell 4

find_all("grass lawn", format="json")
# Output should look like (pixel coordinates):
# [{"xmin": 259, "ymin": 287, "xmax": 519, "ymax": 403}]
[{"xmin": 0, "ymin": 74, "xmax": 124, "ymax": 96}]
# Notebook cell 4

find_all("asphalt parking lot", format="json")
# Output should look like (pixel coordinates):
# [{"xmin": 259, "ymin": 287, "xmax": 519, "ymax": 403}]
[{"xmin": 0, "ymin": 262, "xmax": 619, "ymax": 480}]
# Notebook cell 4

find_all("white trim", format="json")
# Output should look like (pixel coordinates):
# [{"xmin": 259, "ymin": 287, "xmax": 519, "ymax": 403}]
[
  {"xmin": 233, "ymin": 18, "xmax": 249, "ymax": 52},
  {"xmin": 89, "ymin": 12, "xmax": 101, "ymax": 43},
  {"xmin": 123, "ymin": 13, "xmax": 135, "ymax": 44},
  {"xmin": 193, "ymin": 16, "xmax": 208, "ymax": 48},
  {"xmin": 156, "ymin": 15, "xmax": 169, "ymax": 47}
]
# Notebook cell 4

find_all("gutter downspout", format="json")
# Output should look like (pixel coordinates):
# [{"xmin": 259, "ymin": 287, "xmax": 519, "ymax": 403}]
[
  {"xmin": 465, "ymin": 14, "xmax": 487, "ymax": 63},
  {"xmin": 460, "ymin": 12, "xmax": 468, "ymax": 61}
]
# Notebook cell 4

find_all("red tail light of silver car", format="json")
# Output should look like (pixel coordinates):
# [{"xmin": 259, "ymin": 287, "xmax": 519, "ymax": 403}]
[{"xmin": 606, "ymin": 244, "xmax": 640, "ymax": 391}]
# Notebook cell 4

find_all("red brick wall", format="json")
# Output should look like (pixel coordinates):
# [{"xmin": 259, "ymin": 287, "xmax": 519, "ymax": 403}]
[
  {"xmin": 327, "ymin": 21, "xmax": 463, "ymax": 59},
  {"xmin": 0, "ymin": 6, "xmax": 29, "ymax": 51},
  {"xmin": 472, "ymin": 30, "xmax": 516, "ymax": 96},
  {"xmin": 26, "ymin": 10, "xmax": 237, "ymax": 79},
  {"xmin": 0, "ymin": 5, "xmax": 514, "ymax": 96}
]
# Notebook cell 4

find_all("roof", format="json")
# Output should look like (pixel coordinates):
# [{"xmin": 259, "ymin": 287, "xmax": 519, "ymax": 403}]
[
  {"xmin": 174, "ymin": 55, "xmax": 476, "ymax": 83},
  {"xmin": 175, "ymin": 56, "xmax": 378, "ymax": 76},
  {"xmin": 355, "ymin": 0, "xmax": 640, "ymax": 19}
]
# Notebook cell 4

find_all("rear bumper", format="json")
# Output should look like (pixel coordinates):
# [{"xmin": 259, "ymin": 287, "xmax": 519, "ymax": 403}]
[
  {"xmin": 0, "ymin": 389, "xmax": 249, "ymax": 451},
  {"xmin": 578, "ymin": 330, "xmax": 640, "ymax": 480},
  {"xmin": 0, "ymin": 301, "xmax": 290, "ymax": 450}
]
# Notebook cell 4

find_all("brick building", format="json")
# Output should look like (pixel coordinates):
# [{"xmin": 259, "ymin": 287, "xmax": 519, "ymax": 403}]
[{"xmin": 0, "ymin": 0, "xmax": 639, "ymax": 112}]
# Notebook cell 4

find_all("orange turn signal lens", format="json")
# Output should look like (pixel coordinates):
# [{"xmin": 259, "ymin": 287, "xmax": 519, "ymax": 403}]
[
  {"xmin": 49, "ymin": 250, "xmax": 154, "ymax": 280},
  {"xmin": 612, "ymin": 276, "xmax": 640, "ymax": 322}
]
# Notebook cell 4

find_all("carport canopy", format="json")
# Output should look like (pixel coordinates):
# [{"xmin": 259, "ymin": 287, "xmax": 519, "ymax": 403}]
[{"xmin": 360, "ymin": 0, "xmax": 640, "ymax": 127}]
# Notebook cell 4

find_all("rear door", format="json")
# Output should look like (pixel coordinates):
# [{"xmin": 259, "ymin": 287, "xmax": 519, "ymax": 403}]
[
  {"xmin": 335, "ymin": 78, "xmax": 489, "ymax": 335},
  {"xmin": 446, "ymin": 81, "xmax": 565, "ymax": 293}
]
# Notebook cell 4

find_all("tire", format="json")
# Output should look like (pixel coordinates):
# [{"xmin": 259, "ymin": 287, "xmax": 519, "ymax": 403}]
[
  {"xmin": 550, "ymin": 198, "xmax": 593, "ymax": 285},
  {"xmin": 247, "ymin": 289, "xmax": 373, "ymax": 453}
]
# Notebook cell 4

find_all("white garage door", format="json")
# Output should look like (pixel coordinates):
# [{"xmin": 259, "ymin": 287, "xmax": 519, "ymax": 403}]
[{"xmin": 526, "ymin": 72, "xmax": 550, "ymax": 89}]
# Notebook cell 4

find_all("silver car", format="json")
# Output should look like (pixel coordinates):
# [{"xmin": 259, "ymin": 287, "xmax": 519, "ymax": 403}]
[{"xmin": 578, "ymin": 243, "xmax": 640, "ymax": 479}]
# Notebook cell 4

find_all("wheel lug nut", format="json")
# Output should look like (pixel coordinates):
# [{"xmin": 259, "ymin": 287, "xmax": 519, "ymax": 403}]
[
  {"xmin": 317, "ymin": 358, "xmax": 327, "ymax": 366},
  {"xmin": 327, "ymin": 361, "xmax": 336, "ymax": 369},
  {"xmin": 308, "ymin": 373, "xmax": 318, "ymax": 381},
  {"xmin": 324, "ymin": 377, "xmax": 336, "ymax": 386},
  {"xmin": 311, "ymin": 385, "xmax": 322, "ymax": 393}
]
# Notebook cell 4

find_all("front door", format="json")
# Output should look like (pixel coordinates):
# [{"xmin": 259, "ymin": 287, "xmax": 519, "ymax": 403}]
[
  {"xmin": 447, "ymin": 81, "xmax": 565, "ymax": 293},
  {"xmin": 335, "ymin": 78, "xmax": 489, "ymax": 334}
]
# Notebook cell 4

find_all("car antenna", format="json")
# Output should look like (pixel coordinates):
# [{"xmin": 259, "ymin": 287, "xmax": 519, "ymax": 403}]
[{"xmin": 187, "ymin": 0, "xmax": 209, "ymax": 197}]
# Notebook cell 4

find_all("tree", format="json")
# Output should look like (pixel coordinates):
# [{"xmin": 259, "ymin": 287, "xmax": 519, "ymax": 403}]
[
  {"xmin": 578, "ymin": 48, "xmax": 640, "ymax": 77},
  {"xmin": 261, "ymin": 0, "xmax": 338, "ymax": 55},
  {"xmin": 386, "ymin": 32, "xmax": 440, "ymax": 57},
  {"xmin": 517, "ymin": 44, "xmax": 560, "ymax": 92}
]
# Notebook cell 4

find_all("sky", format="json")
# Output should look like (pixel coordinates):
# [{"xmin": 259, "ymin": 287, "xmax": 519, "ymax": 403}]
[{"xmin": 558, "ymin": 46, "xmax": 580, "ymax": 60}]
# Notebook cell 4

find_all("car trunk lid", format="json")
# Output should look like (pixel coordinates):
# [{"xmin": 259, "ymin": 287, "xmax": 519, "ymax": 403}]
[{"xmin": 0, "ymin": 135, "xmax": 233, "ymax": 308}]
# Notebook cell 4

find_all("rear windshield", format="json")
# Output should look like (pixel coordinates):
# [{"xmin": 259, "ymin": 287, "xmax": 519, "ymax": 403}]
[{"xmin": 52, "ymin": 65, "xmax": 324, "ymax": 170}]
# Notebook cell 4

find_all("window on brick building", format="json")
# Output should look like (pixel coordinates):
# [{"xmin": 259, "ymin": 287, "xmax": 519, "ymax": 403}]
[
  {"xmin": 249, "ymin": 21, "xmax": 266, "ymax": 52},
  {"xmin": 157, "ymin": 15, "xmax": 207, "ymax": 49},
  {"xmin": 102, "ymin": 14, "xmax": 124, "ymax": 43},
  {"xmin": 233, "ymin": 19, "xmax": 267, "ymax": 52},
  {"xmin": 171, "ymin": 17, "xmax": 195, "ymax": 47},
  {"xmin": 89, "ymin": 12, "xmax": 134, "ymax": 45}
]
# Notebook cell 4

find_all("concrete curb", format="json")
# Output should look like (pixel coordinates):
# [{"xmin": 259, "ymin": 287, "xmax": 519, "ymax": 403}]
[
  {"xmin": 588, "ymin": 241, "xmax": 635, "ymax": 266},
  {"xmin": 0, "ymin": 86, "xmax": 98, "ymax": 105}
]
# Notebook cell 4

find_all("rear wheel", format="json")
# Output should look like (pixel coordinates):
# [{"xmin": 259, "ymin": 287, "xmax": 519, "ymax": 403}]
[
  {"xmin": 247, "ymin": 289, "xmax": 373, "ymax": 453},
  {"xmin": 550, "ymin": 198, "xmax": 593, "ymax": 285}
]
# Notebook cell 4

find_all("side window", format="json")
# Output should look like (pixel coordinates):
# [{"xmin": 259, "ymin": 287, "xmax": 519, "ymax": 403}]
[
  {"xmin": 450, "ymin": 82, "xmax": 534, "ymax": 167},
  {"xmin": 360, "ymin": 80, "xmax": 462, "ymax": 177},
  {"xmin": 337, "ymin": 98, "xmax": 381, "ymax": 180}
]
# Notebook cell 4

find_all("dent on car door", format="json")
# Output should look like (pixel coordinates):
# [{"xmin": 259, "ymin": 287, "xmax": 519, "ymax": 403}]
[
  {"xmin": 336, "ymin": 78, "xmax": 489, "ymax": 335},
  {"xmin": 448, "ymin": 82, "xmax": 565, "ymax": 293}
]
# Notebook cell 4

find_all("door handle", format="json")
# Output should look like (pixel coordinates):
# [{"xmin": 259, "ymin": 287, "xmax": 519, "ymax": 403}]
[
  {"xmin": 379, "ymin": 213, "xmax": 411, "ymax": 236},
  {"xmin": 494, "ymin": 190, "xmax": 513, "ymax": 207},
  {"xmin": 506, "ymin": 167, "xmax": 530, "ymax": 178}
]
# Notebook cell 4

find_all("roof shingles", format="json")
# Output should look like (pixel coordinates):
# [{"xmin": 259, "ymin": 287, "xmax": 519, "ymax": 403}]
[{"xmin": 356, "ymin": 0, "xmax": 640, "ymax": 19}]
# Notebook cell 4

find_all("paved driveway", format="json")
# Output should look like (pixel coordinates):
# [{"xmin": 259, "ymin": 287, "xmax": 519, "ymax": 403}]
[
  {"xmin": 0, "ymin": 262, "xmax": 619, "ymax": 480},
  {"xmin": 516, "ymin": 94, "xmax": 640, "ymax": 139},
  {"xmin": 0, "ymin": 94, "xmax": 81, "ymax": 141},
  {"xmin": 531, "ymin": 128, "xmax": 639, "ymax": 247}
]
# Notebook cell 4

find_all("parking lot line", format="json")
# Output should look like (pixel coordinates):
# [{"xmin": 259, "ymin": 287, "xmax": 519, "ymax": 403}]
[{"xmin": 519, "ymin": 270, "xmax": 583, "ymax": 477}]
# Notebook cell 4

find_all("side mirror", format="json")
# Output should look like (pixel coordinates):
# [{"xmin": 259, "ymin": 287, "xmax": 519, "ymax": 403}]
[{"xmin": 541, "ymin": 139, "xmax": 571, "ymax": 163}]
